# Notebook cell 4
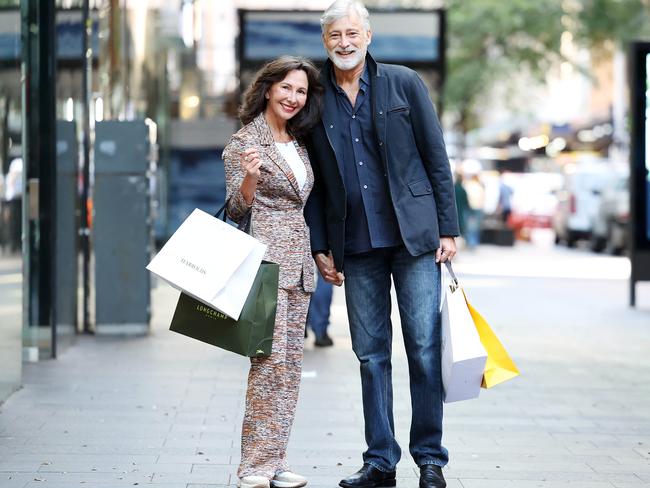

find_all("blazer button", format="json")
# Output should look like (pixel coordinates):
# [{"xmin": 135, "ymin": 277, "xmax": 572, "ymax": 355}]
[{"xmin": 379, "ymin": 141, "xmax": 383, "ymax": 146}]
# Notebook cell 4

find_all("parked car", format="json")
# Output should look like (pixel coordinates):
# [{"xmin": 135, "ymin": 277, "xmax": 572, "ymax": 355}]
[
  {"xmin": 553, "ymin": 160, "xmax": 612, "ymax": 247},
  {"xmin": 589, "ymin": 170, "xmax": 629, "ymax": 254},
  {"xmin": 507, "ymin": 172, "xmax": 563, "ymax": 240}
]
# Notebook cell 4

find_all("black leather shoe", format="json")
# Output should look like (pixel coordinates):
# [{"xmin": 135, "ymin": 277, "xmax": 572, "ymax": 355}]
[
  {"xmin": 314, "ymin": 332, "xmax": 334, "ymax": 347},
  {"xmin": 419, "ymin": 465, "xmax": 446, "ymax": 488},
  {"xmin": 339, "ymin": 464, "xmax": 396, "ymax": 488}
]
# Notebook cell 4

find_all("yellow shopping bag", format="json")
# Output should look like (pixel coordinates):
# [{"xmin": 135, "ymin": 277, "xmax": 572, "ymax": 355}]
[{"xmin": 462, "ymin": 291, "xmax": 520, "ymax": 389}]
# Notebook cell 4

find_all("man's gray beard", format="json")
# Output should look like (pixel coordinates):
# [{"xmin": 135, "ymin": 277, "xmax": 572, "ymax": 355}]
[{"xmin": 328, "ymin": 47, "xmax": 366, "ymax": 71}]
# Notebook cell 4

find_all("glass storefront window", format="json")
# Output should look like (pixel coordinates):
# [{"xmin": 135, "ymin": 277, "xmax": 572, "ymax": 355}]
[{"xmin": 0, "ymin": 0, "xmax": 22, "ymax": 401}]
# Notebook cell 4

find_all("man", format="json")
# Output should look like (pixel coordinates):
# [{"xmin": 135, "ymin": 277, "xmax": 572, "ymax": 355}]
[
  {"xmin": 497, "ymin": 169, "xmax": 514, "ymax": 224},
  {"xmin": 304, "ymin": 2, "xmax": 459, "ymax": 488}
]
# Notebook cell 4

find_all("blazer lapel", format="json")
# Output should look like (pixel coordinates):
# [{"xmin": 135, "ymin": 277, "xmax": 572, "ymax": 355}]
[
  {"xmin": 321, "ymin": 72, "xmax": 345, "ymax": 177},
  {"xmin": 252, "ymin": 113, "xmax": 301, "ymax": 198}
]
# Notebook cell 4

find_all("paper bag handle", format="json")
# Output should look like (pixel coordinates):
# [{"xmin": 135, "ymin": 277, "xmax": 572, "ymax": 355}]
[
  {"xmin": 444, "ymin": 260, "xmax": 459, "ymax": 290},
  {"xmin": 214, "ymin": 200, "xmax": 252, "ymax": 235},
  {"xmin": 214, "ymin": 202, "xmax": 227, "ymax": 221}
]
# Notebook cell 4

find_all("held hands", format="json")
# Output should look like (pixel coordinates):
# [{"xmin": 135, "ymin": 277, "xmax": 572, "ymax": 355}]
[
  {"xmin": 435, "ymin": 236, "xmax": 457, "ymax": 263},
  {"xmin": 240, "ymin": 148, "xmax": 262, "ymax": 179},
  {"xmin": 315, "ymin": 252, "xmax": 344, "ymax": 286}
]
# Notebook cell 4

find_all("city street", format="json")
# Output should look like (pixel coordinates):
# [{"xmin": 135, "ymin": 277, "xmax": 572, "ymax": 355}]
[
  {"xmin": 1, "ymin": 237, "xmax": 650, "ymax": 488},
  {"xmin": 3, "ymin": 1, "xmax": 650, "ymax": 487}
]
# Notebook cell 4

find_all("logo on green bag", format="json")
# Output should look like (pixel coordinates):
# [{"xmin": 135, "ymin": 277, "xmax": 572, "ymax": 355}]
[
  {"xmin": 196, "ymin": 304, "xmax": 228, "ymax": 321},
  {"xmin": 256, "ymin": 349, "xmax": 265, "ymax": 355}
]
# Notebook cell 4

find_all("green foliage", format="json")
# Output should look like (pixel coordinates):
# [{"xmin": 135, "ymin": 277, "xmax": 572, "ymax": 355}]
[
  {"xmin": 571, "ymin": 0, "xmax": 650, "ymax": 53},
  {"xmin": 0, "ymin": 0, "xmax": 19, "ymax": 6},
  {"xmin": 445, "ymin": 0, "xmax": 565, "ymax": 131},
  {"xmin": 444, "ymin": 0, "xmax": 650, "ymax": 132}
]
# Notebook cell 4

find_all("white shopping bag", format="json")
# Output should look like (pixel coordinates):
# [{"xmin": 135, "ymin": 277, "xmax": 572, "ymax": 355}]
[
  {"xmin": 440, "ymin": 263, "xmax": 488, "ymax": 403},
  {"xmin": 146, "ymin": 208, "xmax": 266, "ymax": 320}
]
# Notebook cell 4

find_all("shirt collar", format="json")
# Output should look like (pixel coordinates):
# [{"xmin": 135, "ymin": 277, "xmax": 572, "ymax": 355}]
[
  {"xmin": 360, "ymin": 63, "xmax": 370, "ymax": 87},
  {"xmin": 329, "ymin": 62, "xmax": 370, "ymax": 93}
]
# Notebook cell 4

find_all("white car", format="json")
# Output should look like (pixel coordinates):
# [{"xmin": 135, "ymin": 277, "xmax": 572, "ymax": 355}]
[
  {"xmin": 589, "ymin": 170, "xmax": 629, "ymax": 254},
  {"xmin": 553, "ymin": 160, "xmax": 613, "ymax": 247}
]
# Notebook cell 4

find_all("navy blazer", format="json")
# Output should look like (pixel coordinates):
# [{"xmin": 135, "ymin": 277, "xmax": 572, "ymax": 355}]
[{"xmin": 305, "ymin": 54, "xmax": 459, "ymax": 272}]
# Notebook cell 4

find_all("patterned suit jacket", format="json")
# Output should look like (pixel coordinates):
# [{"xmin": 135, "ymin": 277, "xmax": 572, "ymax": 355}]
[{"xmin": 222, "ymin": 113, "xmax": 315, "ymax": 293}]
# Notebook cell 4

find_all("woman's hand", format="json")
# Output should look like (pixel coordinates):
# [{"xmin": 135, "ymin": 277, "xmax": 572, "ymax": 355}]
[
  {"xmin": 240, "ymin": 148, "xmax": 262, "ymax": 179},
  {"xmin": 239, "ymin": 147, "xmax": 262, "ymax": 206},
  {"xmin": 314, "ymin": 252, "xmax": 344, "ymax": 286}
]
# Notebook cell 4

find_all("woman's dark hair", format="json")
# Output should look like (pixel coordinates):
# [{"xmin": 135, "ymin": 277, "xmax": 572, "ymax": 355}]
[{"xmin": 239, "ymin": 56, "xmax": 323, "ymax": 139}]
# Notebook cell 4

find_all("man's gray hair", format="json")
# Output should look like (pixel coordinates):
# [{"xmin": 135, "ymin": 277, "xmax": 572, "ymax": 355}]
[{"xmin": 320, "ymin": 0, "xmax": 371, "ymax": 33}]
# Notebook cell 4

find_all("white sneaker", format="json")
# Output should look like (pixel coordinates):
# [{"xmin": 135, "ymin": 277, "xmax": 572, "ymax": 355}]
[
  {"xmin": 239, "ymin": 475, "xmax": 271, "ymax": 488},
  {"xmin": 272, "ymin": 471, "xmax": 307, "ymax": 488}
]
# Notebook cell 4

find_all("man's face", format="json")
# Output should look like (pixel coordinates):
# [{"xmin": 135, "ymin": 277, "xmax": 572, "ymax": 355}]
[{"xmin": 322, "ymin": 11, "xmax": 371, "ymax": 71}]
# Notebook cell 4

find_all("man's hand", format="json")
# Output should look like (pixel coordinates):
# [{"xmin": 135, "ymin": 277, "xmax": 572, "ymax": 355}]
[
  {"xmin": 435, "ymin": 236, "xmax": 457, "ymax": 263},
  {"xmin": 314, "ymin": 252, "xmax": 344, "ymax": 286}
]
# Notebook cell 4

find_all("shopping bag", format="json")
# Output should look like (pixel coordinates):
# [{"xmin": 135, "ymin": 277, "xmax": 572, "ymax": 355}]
[
  {"xmin": 146, "ymin": 207, "xmax": 266, "ymax": 320},
  {"xmin": 440, "ymin": 263, "xmax": 488, "ymax": 403},
  {"xmin": 463, "ymin": 293, "xmax": 520, "ymax": 388},
  {"xmin": 169, "ymin": 260, "xmax": 280, "ymax": 357}
]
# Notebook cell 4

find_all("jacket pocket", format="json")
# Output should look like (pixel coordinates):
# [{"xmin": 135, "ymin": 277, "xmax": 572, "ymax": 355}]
[
  {"xmin": 387, "ymin": 105, "xmax": 409, "ymax": 114},
  {"xmin": 408, "ymin": 177, "xmax": 433, "ymax": 197}
]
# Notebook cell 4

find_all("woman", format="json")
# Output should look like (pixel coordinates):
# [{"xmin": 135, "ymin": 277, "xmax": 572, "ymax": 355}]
[{"xmin": 222, "ymin": 56, "xmax": 322, "ymax": 488}]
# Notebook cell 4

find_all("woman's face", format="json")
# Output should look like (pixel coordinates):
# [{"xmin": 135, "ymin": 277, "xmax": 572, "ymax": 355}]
[{"xmin": 265, "ymin": 69, "xmax": 309, "ymax": 123}]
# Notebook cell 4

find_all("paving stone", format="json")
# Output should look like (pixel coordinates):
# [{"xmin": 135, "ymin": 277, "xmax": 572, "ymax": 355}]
[
  {"xmin": 459, "ymin": 481, "xmax": 615, "ymax": 487},
  {"xmin": 2, "ymin": 244, "xmax": 650, "ymax": 488}
]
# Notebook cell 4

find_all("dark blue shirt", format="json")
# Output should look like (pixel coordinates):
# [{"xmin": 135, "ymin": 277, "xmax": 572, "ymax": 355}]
[{"xmin": 328, "ymin": 65, "xmax": 402, "ymax": 255}]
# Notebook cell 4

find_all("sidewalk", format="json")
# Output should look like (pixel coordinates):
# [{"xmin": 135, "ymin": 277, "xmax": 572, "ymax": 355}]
[
  {"xmin": 0, "ymin": 255, "xmax": 21, "ymax": 402},
  {"xmin": 1, "ymin": 242, "xmax": 650, "ymax": 488}
]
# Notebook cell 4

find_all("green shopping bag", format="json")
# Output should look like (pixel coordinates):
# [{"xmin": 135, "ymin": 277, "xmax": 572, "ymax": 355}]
[{"xmin": 169, "ymin": 260, "xmax": 279, "ymax": 357}]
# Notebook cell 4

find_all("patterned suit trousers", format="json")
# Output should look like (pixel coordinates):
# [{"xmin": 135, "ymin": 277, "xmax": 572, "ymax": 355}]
[{"xmin": 238, "ymin": 287, "xmax": 310, "ymax": 478}]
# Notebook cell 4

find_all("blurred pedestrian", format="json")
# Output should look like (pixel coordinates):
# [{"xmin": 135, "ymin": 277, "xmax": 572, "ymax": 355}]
[
  {"xmin": 222, "ymin": 56, "xmax": 323, "ymax": 488},
  {"xmin": 3, "ymin": 158, "xmax": 23, "ymax": 254},
  {"xmin": 497, "ymin": 170, "xmax": 514, "ymax": 224},
  {"xmin": 454, "ymin": 172, "xmax": 470, "ymax": 243},
  {"xmin": 304, "ymin": 2, "xmax": 459, "ymax": 487},
  {"xmin": 307, "ymin": 273, "xmax": 334, "ymax": 347},
  {"xmin": 464, "ymin": 173, "xmax": 485, "ymax": 249}
]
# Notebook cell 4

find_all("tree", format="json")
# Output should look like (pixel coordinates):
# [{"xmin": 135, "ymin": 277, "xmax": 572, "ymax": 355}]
[
  {"xmin": 570, "ymin": 0, "xmax": 650, "ymax": 55},
  {"xmin": 444, "ymin": 0, "xmax": 566, "ymax": 136},
  {"xmin": 443, "ymin": 0, "xmax": 650, "ymax": 136}
]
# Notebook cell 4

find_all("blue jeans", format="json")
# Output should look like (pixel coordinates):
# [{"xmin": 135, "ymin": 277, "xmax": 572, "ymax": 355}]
[
  {"xmin": 307, "ymin": 273, "xmax": 333, "ymax": 337},
  {"xmin": 343, "ymin": 246, "xmax": 448, "ymax": 471},
  {"xmin": 465, "ymin": 209, "xmax": 483, "ymax": 248}
]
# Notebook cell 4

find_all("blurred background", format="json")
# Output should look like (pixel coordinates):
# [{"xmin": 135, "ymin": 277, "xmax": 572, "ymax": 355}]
[{"xmin": 1, "ymin": 0, "xmax": 650, "ymax": 402}]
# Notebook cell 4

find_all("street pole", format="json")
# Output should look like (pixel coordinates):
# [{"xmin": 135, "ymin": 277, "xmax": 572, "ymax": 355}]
[
  {"xmin": 80, "ymin": 0, "xmax": 92, "ymax": 333},
  {"xmin": 21, "ymin": 0, "xmax": 58, "ymax": 358}
]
